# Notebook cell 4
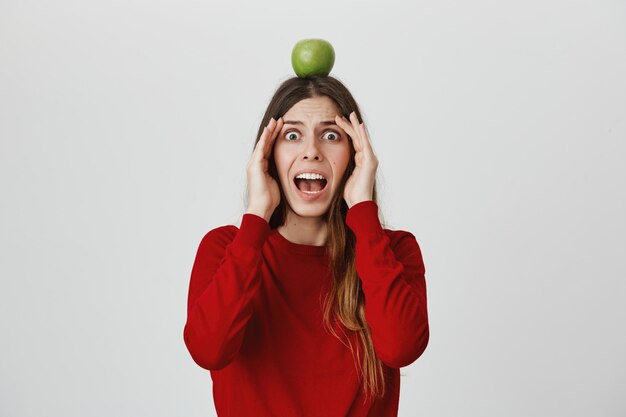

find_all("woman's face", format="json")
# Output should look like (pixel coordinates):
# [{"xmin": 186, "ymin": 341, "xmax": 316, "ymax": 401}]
[{"xmin": 273, "ymin": 96, "xmax": 352, "ymax": 219}]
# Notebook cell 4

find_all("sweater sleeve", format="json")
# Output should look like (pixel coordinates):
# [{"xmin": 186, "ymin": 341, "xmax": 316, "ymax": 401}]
[
  {"xmin": 345, "ymin": 200, "xmax": 429, "ymax": 369},
  {"xmin": 183, "ymin": 213, "xmax": 270, "ymax": 370}
]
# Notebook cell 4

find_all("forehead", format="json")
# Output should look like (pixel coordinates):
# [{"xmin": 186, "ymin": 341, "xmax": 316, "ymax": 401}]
[{"xmin": 283, "ymin": 96, "xmax": 341, "ymax": 121}]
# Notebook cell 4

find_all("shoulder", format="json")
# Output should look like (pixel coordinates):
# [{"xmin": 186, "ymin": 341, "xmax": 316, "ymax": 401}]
[
  {"xmin": 203, "ymin": 224, "xmax": 239, "ymax": 241},
  {"xmin": 197, "ymin": 224, "xmax": 239, "ymax": 253}
]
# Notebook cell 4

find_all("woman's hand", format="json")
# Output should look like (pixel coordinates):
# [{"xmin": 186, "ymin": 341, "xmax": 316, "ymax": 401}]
[
  {"xmin": 245, "ymin": 117, "xmax": 284, "ymax": 222},
  {"xmin": 335, "ymin": 111, "xmax": 379, "ymax": 208}
]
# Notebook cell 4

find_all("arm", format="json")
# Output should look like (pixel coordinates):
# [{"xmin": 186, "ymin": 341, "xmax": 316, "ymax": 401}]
[
  {"xmin": 346, "ymin": 200, "xmax": 429, "ymax": 369},
  {"xmin": 183, "ymin": 213, "xmax": 270, "ymax": 370}
]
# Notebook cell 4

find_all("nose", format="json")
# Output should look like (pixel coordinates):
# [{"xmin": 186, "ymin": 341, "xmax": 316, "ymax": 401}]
[{"xmin": 302, "ymin": 137, "xmax": 323, "ymax": 161}]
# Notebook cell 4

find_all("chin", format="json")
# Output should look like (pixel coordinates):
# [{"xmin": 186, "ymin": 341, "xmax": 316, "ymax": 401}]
[{"xmin": 286, "ymin": 199, "xmax": 331, "ymax": 219}]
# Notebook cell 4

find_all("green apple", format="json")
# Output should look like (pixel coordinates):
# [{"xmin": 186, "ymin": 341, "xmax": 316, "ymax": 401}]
[{"xmin": 291, "ymin": 39, "xmax": 335, "ymax": 78}]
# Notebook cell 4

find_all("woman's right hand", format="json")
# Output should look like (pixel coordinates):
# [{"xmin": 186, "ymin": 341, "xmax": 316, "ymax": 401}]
[{"xmin": 245, "ymin": 117, "xmax": 284, "ymax": 222}]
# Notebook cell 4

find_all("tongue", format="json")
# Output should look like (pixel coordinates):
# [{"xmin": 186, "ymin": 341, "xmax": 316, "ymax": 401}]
[{"xmin": 296, "ymin": 179, "xmax": 325, "ymax": 192}]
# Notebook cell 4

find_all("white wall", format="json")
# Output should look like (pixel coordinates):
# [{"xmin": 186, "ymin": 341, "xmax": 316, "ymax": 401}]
[{"xmin": 1, "ymin": 0, "xmax": 624, "ymax": 416}]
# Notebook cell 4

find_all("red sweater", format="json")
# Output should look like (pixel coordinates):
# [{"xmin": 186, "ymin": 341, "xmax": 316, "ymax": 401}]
[{"xmin": 183, "ymin": 200, "xmax": 429, "ymax": 416}]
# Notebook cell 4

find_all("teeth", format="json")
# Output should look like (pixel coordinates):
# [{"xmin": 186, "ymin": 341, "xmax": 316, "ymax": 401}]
[{"xmin": 295, "ymin": 172, "xmax": 326, "ymax": 180}]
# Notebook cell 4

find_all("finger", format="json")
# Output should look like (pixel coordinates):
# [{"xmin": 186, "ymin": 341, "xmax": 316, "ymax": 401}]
[
  {"xmin": 334, "ymin": 115, "xmax": 355, "ymax": 137},
  {"xmin": 257, "ymin": 118, "xmax": 277, "ymax": 159},
  {"xmin": 334, "ymin": 114, "xmax": 352, "ymax": 133},
  {"xmin": 348, "ymin": 112, "xmax": 364, "ymax": 150},
  {"xmin": 270, "ymin": 117, "xmax": 283, "ymax": 142},
  {"xmin": 358, "ymin": 122, "xmax": 372, "ymax": 152},
  {"xmin": 253, "ymin": 118, "xmax": 275, "ymax": 160},
  {"xmin": 335, "ymin": 114, "xmax": 361, "ymax": 151},
  {"xmin": 264, "ymin": 117, "xmax": 283, "ymax": 158},
  {"xmin": 349, "ymin": 111, "xmax": 362, "ymax": 132},
  {"xmin": 251, "ymin": 126, "xmax": 268, "ymax": 163}
]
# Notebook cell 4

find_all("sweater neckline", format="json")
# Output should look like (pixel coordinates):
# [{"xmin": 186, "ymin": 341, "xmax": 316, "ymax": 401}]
[{"xmin": 269, "ymin": 228, "xmax": 329, "ymax": 257}]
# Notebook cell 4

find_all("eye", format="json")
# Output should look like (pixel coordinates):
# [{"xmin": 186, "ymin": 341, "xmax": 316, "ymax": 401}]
[
  {"xmin": 324, "ymin": 131, "xmax": 340, "ymax": 141},
  {"xmin": 284, "ymin": 131, "xmax": 300, "ymax": 141}
]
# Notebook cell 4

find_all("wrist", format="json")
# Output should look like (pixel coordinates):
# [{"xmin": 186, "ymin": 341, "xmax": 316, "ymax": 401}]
[
  {"xmin": 245, "ymin": 207, "xmax": 272, "ymax": 223},
  {"xmin": 345, "ymin": 197, "xmax": 373, "ymax": 209}
]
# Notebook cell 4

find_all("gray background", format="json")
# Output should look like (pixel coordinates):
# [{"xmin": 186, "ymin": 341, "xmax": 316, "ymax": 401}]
[{"xmin": 1, "ymin": 0, "xmax": 625, "ymax": 416}]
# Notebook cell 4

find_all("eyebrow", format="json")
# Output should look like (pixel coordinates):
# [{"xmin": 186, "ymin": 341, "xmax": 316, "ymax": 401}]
[{"xmin": 282, "ymin": 120, "xmax": 338, "ymax": 126}]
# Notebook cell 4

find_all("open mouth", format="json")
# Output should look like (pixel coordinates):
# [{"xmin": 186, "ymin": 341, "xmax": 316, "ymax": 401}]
[{"xmin": 293, "ymin": 173, "xmax": 328, "ymax": 194}]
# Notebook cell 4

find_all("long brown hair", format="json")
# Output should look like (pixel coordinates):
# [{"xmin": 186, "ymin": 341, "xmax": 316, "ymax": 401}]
[{"xmin": 246, "ymin": 75, "xmax": 387, "ymax": 399}]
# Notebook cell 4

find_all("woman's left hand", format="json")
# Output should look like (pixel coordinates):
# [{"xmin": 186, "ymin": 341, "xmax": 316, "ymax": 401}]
[{"xmin": 335, "ymin": 111, "xmax": 379, "ymax": 208}]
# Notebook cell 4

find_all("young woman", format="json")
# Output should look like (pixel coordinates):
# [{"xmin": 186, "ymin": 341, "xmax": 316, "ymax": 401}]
[{"xmin": 183, "ymin": 75, "xmax": 429, "ymax": 416}]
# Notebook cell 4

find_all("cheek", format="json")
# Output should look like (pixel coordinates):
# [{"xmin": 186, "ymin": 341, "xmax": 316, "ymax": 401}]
[
  {"xmin": 272, "ymin": 144, "xmax": 285, "ymax": 169},
  {"xmin": 272, "ymin": 145, "xmax": 293, "ymax": 179},
  {"xmin": 331, "ymin": 145, "xmax": 351, "ymax": 176}
]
